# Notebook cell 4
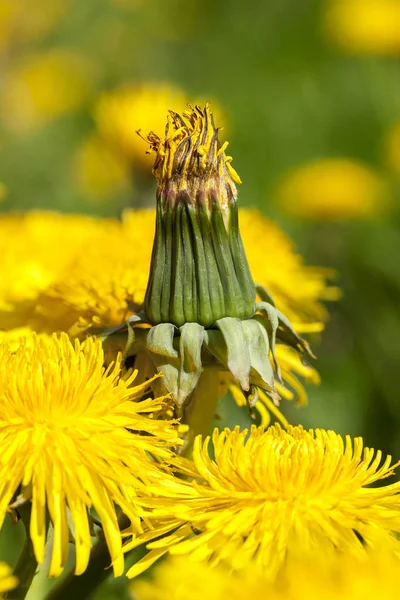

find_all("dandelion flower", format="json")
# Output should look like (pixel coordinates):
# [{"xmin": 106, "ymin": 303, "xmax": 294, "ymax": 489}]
[
  {"xmin": 132, "ymin": 550, "xmax": 400, "ymax": 600},
  {"xmin": 0, "ymin": 0, "xmax": 67, "ymax": 50},
  {"xmin": 0, "ymin": 211, "xmax": 109, "ymax": 332},
  {"xmin": 0, "ymin": 563, "xmax": 17, "ymax": 597},
  {"xmin": 239, "ymin": 209, "xmax": 339, "ymax": 327},
  {"xmin": 1, "ymin": 50, "xmax": 95, "ymax": 133},
  {"xmin": 323, "ymin": 0, "xmax": 400, "ymax": 56},
  {"xmin": 275, "ymin": 158, "xmax": 390, "ymax": 221},
  {"xmin": 124, "ymin": 424, "xmax": 400, "ymax": 578},
  {"xmin": 93, "ymin": 84, "xmax": 187, "ymax": 169},
  {"xmin": 0, "ymin": 333, "xmax": 182, "ymax": 577},
  {"xmin": 72, "ymin": 134, "xmax": 130, "ymax": 200}
]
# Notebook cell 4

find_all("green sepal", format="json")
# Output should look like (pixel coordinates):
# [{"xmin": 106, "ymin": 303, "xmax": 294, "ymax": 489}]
[
  {"xmin": 214, "ymin": 317, "xmax": 251, "ymax": 391},
  {"xmin": 241, "ymin": 319, "xmax": 278, "ymax": 401},
  {"xmin": 255, "ymin": 283, "xmax": 276, "ymax": 307},
  {"xmin": 146, "ymin": 323, "xmax": 180, "ymax": 399},
  {"xmin": 255, "ymin": 301, "xmax": 281, "ymax": 381},
  {"xmin": 276, "ymin": 309, "xmax": 315, "ymax": 359},
  {"xmin": 177, "ymin": 323, "xmax": 205, "ymax": 407},
  {"xmin": 256, "ymin": 283, "xmax": 315, "ymax": 359}
]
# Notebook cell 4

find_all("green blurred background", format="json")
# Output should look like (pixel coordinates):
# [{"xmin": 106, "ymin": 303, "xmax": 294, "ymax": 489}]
[{"xmin": 1, "ymin": 0, "xmax": 400, "ymax": 597}]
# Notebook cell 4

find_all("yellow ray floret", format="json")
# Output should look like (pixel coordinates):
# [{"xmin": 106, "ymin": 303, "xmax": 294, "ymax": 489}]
[
  {"xmin": 132, "ymin": 550, "xmax": 400, "ymax": 600},
  {"xmin": 124, "ymin": 424, "xmax": 400, "ymax": 578},
  {"xmin": 0, "ymin": 333, "xmax": 182, "ymax": 577}
]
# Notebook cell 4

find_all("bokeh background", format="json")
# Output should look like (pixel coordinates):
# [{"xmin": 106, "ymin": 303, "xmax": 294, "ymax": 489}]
[{"xmin": 1, "ymin": 0, "xmax": 400, "ymax": 597}]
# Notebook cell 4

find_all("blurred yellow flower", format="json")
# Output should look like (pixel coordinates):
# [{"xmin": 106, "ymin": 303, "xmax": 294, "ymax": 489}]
[
  {"xmin": 323, "ymin": 0, "xmax": 400, "ymax": 55},
  {"xmin": 93, "ymin": 84, "xmax": 187, "ymax": 169},
  {"xmin": 275, "ymin": 158, "xmax": 390, "ymax": 220},
  {"xmin": 0, "ymin": 563, "xmax": 17, "ymax": 597},
  {"xmin": 0, "ymin": 211, "xmax": 104, "ymax": 319},
  {"xmin": 1, "ymin": 49, "xmax": 95, "ymax": 133},
  {"xmin": 73, "ymin": 134, "xmax": 130, "ymax": 200},
  {"xmin": 0, "ymin": 0, "xmax": 67, "ymax": 50},
  {"xmin": 0, "ymin": 333, "xmax": 181, "ymax": 577},
  {"xmin": 125, "ymin": 424, "xmax": 400, "ymax": 578},
  {"xmin": 133, "ymin": 551, "xmax": 400, "ymax": 600},
  {"xmin": 240, "ymin": 209, "xmax": 339, "ymax": 325}
]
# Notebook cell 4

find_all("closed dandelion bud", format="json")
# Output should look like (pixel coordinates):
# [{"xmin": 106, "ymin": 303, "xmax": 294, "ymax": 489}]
[
  {"xmin": 142, "ymin": 104, "xmax": 256, "ymax": 328},
  {"xmin": 102, "ymin": 104, "xmax": 314, "ymax": 423}
]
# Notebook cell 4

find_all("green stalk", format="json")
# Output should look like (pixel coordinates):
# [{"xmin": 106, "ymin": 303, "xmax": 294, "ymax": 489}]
[{"xmin": 181, "ymin": 366, "xmax": 221, "ymax": 456}]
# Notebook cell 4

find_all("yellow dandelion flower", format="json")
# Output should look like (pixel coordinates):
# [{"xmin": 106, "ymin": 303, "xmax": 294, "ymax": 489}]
[
  {"xmin": 0, "ymin": 211, "xmax": 108, "ymax": 331},
  {"xmin": 239, "ymin": 209, "xmax": 339, "ymax": 327},
  {"xmin": 132, "ymin": 551, "xmax": 400, "ymax": 600},
  {"xmin": 35, "ymin": 210, "xmax": 154, "ymax": 335},
  {"xmin": 0, "ymin": 0, "xmax": 67, "ymax": 50},
  {"xmin": 0, "ymin": 563, "xmax": 17, "ymax": 597},
  {"xmin": 323, "ymin": 0, "xmax": 400, "ymax": 56},
  {"xmin": 124, "ymin": 424, "xmax": 400, "ymax": 578},
  {"xmin": 275, "ymin": 158, "xmax": 391, "ymax": 221},
  {"xmin": 1, "ymin": 49, "xmax": 95, "ymax": 134},
  {"xmin": 72, "ymin": 134, "xmax": 130, "ymax": 200},
  {"xmin": 93, "ymin": 84, "xmax": 187, "ymax": 168},
  {"xmin": 0, "ymin": 333, "xmax": 182, "ymax": 577}
]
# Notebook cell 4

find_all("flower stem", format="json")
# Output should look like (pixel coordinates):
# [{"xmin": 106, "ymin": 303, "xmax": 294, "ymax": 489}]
[{"xmin": 181, "ymin": 367, "xmax": 221, "ymax": 456}]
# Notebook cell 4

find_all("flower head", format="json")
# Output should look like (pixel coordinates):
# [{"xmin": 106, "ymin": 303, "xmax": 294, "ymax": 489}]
[
  {"xmin": 124, "ymin": 424, "xmax": 400, "ymax": 578},
  {"xmin": 275, "ymin": 159, "xmax": 390, "ymax": 221},
  {"xmin": 93, "ymin": 84, "xmax": 187, "ymax": 169},
  {"xmin": 0, "ymin": 0, "xmax": 67, "ymax": 50},
  {"xmin": 72, "ymin": 134, "xmax": 130, "ymax": 200},
  {"xmin": 1, "ymin": 49, "xmax": 95, "ymax": 133},
  {"xmin": 323, "ymin": 0, "xmax": 400, "ymax": 56},
  {"xmin": 0, "ymin": 333, "xmax": 182, "ymax": 577},
  {"xmin": 132, "ymin": 551, "xmax": 400, "ymax": 600}
]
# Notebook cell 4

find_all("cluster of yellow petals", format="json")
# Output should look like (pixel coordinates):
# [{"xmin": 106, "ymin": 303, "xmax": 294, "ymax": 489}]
[
  {"xmin": 0, "ymin": 333, "xmax": 181, "ymax": 577},
  {"xmin": 323, "ymin": 0, "xmax": 400, "ymax": 56},
  {"xmin": 0, "ymin": 0, "xmax": 67, "ymax": 51},
  {"xmin": 275, "ymin": 159, "xmax": 391, "ymax": 221},
  {"xmin": 1, "ymin": 49, "xmax": 95, "ymax": 134},
  {"xmin": 133, "ymin": 551, "xmax": 400, "ymax": 600},
  {"xmin": 124, "ymin": 424, "xmax": 400, "ymax": 578},
  {"xmin": 93, "ymin": 84, "xmax": 188, "ymax": 169}
]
